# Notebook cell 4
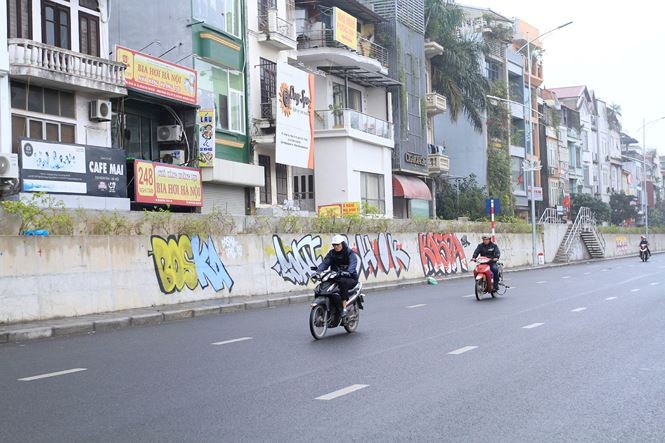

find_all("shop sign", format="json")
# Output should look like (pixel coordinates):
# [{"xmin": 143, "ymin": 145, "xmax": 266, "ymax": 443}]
[
  {"xmin": 134, "ymin": 160, "xmax": 202, "ymax": 206},
  {"xmin": 404, "ymin": 152, "xmax": 427, "ymax": 166},
  {"xmin": 332, "ymin": 7, "xmax": 358, "ymax": 49},
  {"xmin": 198, "ymin": 108, "xmax": 215, "ymax": 167},
  {"xmin": 317, "ymin": 201, "xmax": 360, "ymax": 217},
  {"xmin": 527, "ymin": 186, "xmax": 543, "ymax": 201}
]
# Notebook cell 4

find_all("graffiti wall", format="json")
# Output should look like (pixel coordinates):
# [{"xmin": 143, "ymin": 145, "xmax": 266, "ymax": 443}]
[{"xmin": 418, "ymin": 233, "xmax": 469, "ymax": 277}]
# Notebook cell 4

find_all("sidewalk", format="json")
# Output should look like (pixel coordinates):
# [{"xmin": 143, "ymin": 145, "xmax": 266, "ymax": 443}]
[{"xmin": 0, "ymin": 253, "xmax": 649, "ymax": 344}]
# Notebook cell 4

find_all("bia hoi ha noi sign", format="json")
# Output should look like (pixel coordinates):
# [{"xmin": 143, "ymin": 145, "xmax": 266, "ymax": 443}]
[{"xmin": 134, "ymin": 160, "xmax": 202, "ymax": 206}]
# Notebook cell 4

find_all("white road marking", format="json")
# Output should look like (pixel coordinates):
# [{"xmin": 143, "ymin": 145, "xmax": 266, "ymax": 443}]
[
  {"xmin": 211, "ymin": 337, "xmax": 253, "ymax": 346},
  {"xmin": 316, "ymin": 384, "xmax": 368, "ymax": 400},
  {"xmin": 630, "ymin": 289, "xmax": 640, "ymax": 293},
  {"xmin": 536, "ymin": 281, "xmax": 547, "ymax": 284},
  {"xmin": 561, "ymin": 276, "xmax": 571, "ymax": 279},
  {"xmin": 18, "ymin": 368, "xmax": 87, "ymax": 382},
  {"xmin": 601, "ymin": 269, "xmax": 610, "ymax": 272},
  {"xmin": 605, "ymin": 297, "xmax": 617, "ymax": 301},
  {"xmin": 407, "ymin": 304, "xmax": 426, "ymax": 309},
  {"xmin": 571, "ymin": 307, "xmax": 587, "ymax": 312},
  {"xmin": 522, "ymin": 323, "xmax": 544, "ymax": 329},
  {"xmin": 650, "ymin": 282, "xmax": 658, "ymax": 286},
  {"xmin": 448, "ymin": 346, "xmax": 478, "ymax": 355},
  {"xmin": 583, "ymin": 272, "xmax": 591, "ymax": 275},
  {"xmin": 463, "ymin": 294, "xmax": 475, "ymax": 298}
]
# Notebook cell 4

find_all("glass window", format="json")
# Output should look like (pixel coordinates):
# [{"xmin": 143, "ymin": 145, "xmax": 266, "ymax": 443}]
[
  {"xmin": 60, "ymin": 91, "xmax": 75, "ymax": 118},
  {"xmin": 8, "ymin": 0, "xmax": 32, "ymax": 39},
  {"xmin": 276, "ymin": 163, "xmax": 287, "ymax": 203},
  {"xmin": 511, "ymin": 156, "xmax": 525, "ymax": 193},
  {"xmin": 79, "ymin": 0, "xmax": 99, "ymax": 10},
  {"xmin": 192, "ymin": 0, "xmax": 241, "ymax": 38},
  {"xmin": 29, "ymin": 120, "xmax": 43, "ymax": 139},
  {"xmin": 196, "ymin": 60, "xmax": 245, "ymax": 134},
  {"xmin": 258, "ymin": 155, "xmax": 272, "ymax": 204},
  {"xmin": 43, "ymin": 2, "xmax": 70, "ymax": 49},
  {"xmin": 44, "ymin": 88, "xmax": 60, "ymax": 115},
  {"xmin": 124, "ymin": 113, "xmax": 155, "ymax": 159},
  {"xmin": 61, "ymin": 124, "xmax": 75, "ymax": 143},
  {"xmin": 79, "ymin": 12, "xmax": 100, "ymax": 56},
  {"xmin": 11, "ymin": 115, "xmax": 27, "ymax": 154},
  {"xmin": 10, "ymin": 82, "xmax": 27, "ymax": 109},
  {"xmin": 28, "ymin": 86, "xmax": 43, "ymax": 112},
  {"xmin": 360, "ymin": 172, "xmax": 385, "ymax": 213},
  {"xmin": 45, "ymin": 122, "xmax": 59, "ymax": 141}
]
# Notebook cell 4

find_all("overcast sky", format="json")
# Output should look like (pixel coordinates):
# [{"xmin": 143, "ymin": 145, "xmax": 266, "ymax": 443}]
[{"xmin": 459, "ymin": 1, "xmax": 665, "ymax": 155}]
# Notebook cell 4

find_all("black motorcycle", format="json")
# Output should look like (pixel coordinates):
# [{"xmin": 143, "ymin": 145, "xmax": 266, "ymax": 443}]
[
  {"xmin": 308, "ymin": 268, "xmax": 364, "ymax": 340},
  {"xmin": 640, "ymin": 244, "xmax": 649, "ymax": 262}
]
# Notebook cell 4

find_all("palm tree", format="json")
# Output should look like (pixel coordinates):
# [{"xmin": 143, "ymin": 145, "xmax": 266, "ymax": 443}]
[{"xmin": 425, "ymin": 0, "xmax": 489, "ymax": 132}]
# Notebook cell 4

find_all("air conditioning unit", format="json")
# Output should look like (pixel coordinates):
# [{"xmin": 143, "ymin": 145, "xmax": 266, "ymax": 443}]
[
  {"xmin": 159, "ymin": 149, "xmax": 186, "ymax": 165},
  {"xmin": 0, "ymin": 153, "xmax": 19, "ymax": 179},
  {"xmin": 157, "ymin": 125, "xmax": 183, "ymax": 143},
  {"xmin": 89, "ymin": 100, "xmax": 112, "ymax": 122}
]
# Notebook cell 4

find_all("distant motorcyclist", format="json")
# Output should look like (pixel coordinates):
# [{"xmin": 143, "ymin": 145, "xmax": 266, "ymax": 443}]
[
  {"xmin": 471, "ymin": 234, "xmax": 501, "ymax": 292},
  {"xmin": 317, "ymin": 234, "xmax": 359, "ymax": 318},
  {"xmin": 640, "ymin": 235, "xmax": 651, "ymax": 257}
]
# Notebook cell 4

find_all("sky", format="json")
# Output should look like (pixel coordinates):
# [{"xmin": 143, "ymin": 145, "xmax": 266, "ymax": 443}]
[{"xmin": 459, "ymin": 0, "xmax": 665, "ymax": 155}]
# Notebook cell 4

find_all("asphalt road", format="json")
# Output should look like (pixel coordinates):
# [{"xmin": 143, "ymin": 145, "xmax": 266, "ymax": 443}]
[{"xmin": 1, "ymin": 255, "xmax": 665, "ymax": 442}]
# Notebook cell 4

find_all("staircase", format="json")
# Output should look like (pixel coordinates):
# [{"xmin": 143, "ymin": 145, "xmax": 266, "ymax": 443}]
[{"xmin": 553, "ymin": 207, "xmax": 606, "ymax": 263}]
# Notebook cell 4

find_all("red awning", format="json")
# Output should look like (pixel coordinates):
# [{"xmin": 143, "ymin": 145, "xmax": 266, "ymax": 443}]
[{"xmin": 392, "ymin": 175, "xmax": 432, "ymax": 201}]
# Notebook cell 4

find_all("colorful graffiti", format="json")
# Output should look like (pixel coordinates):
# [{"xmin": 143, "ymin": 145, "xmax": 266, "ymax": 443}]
[
  {"xmin": 271, "ymin": 234, "xmax": 323, "ymax": 285},
  {"xmin": 615, "ymin": 236, "xmax": 628, "ymax": 253},
  {"xmin": 353, "ymin": 233, "xmax": 411, "ymax": 278},
  {"xmin": 149, "ymin": 235, "xmax": 234, "ymax": 294},
  {"xmin": 418, "ymin": 232, "xmax": 469, "ymax": 277}
]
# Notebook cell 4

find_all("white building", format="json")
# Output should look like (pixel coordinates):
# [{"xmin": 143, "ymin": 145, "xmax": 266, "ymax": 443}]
[{"xmin": 0, "ymin": 0, "xmax": 10, "ymax": 155}]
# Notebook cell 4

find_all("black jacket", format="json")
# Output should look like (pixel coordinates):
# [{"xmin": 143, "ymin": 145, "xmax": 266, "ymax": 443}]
[
  {"xmin": 472, "ymin": 242, "xmax": 501, "ymax": 260},
  {"xmin": 317, "ymin": 242, "xmax": 359, "ymax": 280},
  {"xmin": 640, "ymin": 239, "xmax": 649, "ymax": 246}
]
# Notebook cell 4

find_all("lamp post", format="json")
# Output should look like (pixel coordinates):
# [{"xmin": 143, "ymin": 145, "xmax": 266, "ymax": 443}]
[
  {"xmin": 639, "ymin": 116, "xmax": 665, "ymax": 237},
  {"xmin": 517, "ymin": 20, "xmax": 573, "ymax": 266}
]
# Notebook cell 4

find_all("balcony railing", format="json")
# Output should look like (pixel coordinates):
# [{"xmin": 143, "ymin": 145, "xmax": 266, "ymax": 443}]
[
  {"xmin": 8, "ymin": 38, "xmax": 125, "ymax": 90},
  {"xmin": 297, "ymin": 28, "xmax": 388, "ymax": 68},
  {"xmin": 425, "ymin": 92, "xmax": 447, "ymax": 115},
  {"xmin": 314, "ymin": 108, "xmax": 393, "ymax": 141},
  {"xmin": 258, "ymin": 9, "xmax": 296, "ymax": 41},
  {"xmin": 428, "ymin": 154, "xmax": 449, "ymax": 173}
]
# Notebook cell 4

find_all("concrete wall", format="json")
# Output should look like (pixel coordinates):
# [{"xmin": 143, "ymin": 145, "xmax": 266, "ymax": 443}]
[{"xmin": 1, "ymin": 229, "xmax": 662, "ymax": 324}]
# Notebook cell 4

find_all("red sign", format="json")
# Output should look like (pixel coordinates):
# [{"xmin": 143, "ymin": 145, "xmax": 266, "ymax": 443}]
[{"xmin": 134, "ymin": 160, "xmax": 202, "ymax": 206}]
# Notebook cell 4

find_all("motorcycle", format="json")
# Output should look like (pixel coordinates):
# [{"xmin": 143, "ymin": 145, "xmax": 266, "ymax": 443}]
[
  {"xmin": 640, "ymin": 244, "xmax": 649, "ymax": 262},
  {"xmin": 472, "ymin": 256, "xmax": 504, "ymax": 300},
  {"xmin": 308, "ymin": 268, "xmax": 364, "ymax": 340}
]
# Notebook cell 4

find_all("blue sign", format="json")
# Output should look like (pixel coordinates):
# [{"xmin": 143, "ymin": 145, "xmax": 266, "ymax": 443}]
[{"xmin": 485, "ymin": 198, "xmax": 501, "ymax": 215}]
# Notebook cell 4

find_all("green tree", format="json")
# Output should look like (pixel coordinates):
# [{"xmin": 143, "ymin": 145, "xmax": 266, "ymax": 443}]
[
  {"xmin": 486, "ymin": 81, "xmax": 514, "ymax": 216},
  {"xmin": 425, "ymin": 0, "xmax": 489, "ymax": 131},
  {"xmin": 436, "ymin": 174, "xmax": 487, "ymax": 220},
  {"xmin": 609, "ymin": 192, "xmax": 638, "ymax": 225},
  {"xmin": 571, "ymin": 193, "xmax": 611, "ymax": 223}
]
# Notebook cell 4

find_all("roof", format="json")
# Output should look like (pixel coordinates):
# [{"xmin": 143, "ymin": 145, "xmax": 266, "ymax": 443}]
[
  {"xmin": 459, "ymin": 5, "xmax": 513, "ymax": 22},
  {"xmin": 317, "ymin": 0, "xmax": 385, "ymax": 23},
  {"xmin": 392, "ymin": 175, "xmax": 432, "ymax": 200},
  {"xmin": 316, "ymin": 66, "xmax": 402, "ymax": 88}
]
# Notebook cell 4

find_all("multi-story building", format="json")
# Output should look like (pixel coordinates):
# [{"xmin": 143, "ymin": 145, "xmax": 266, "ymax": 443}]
[
  {"xmin": 0, "ymin": 0, "xmax": 10, "ymax": 156},
  {"xmin": 591, "ymin": 96, "xmax": 611, "ymax": 203},
  {"xmin": 6, "ymin": 0, "xmax": 129, "ymax": 209},
  {"xmin": 110, "ymin": 0, "xmax": 265, "ymax": 214},
  {"xmin": 562, "ymin": 104, "xmax": 583, "ymax": 195},
  {"xmin": 607, "ymin": 104, "xmax": 623, "ymax": 194},
  {"xmin": 540, "ymin": 89, "xmax": 567, "ymax": 210}
]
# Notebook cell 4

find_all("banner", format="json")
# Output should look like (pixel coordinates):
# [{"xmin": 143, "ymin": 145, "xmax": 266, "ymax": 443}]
[
  {"xmin": 20, "ymin": 140, "xmax": 127, "ymax": 197},
  {"xmin": 333, "ymin": 7, "xmax": 357, "ymax": 49},
  {"xmin": 198, "ymin": 108, "xmax": 215, "ymax": 167},
  {"xmin": 317, "ymin": 202, "xmax": 360, "ymax": 217},
  {"xmin": 116, "ymin": 45, "xmax": 198, "ymax": 105},
  {"xmin": 275, "ymin": 63, "xmax": 315, "ymax": 169},
  {"xmin": 134, "ymin": 160, "xmax": 202, "ymax": 206}
]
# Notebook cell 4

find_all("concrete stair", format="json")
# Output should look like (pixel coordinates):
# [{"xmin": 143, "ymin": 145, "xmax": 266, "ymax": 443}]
[
  {"xmin": 580, "ymin": 229, "xmax": 605, "ymax": 259},
  {"xmin": 554, "ymin": 224, "xmax": 575, "ymax": 263}
]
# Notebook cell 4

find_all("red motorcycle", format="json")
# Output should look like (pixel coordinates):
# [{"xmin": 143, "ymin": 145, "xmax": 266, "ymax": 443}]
[{"xmin": 472, "ymin": 256, "xmax": 503, "ymax": 300}]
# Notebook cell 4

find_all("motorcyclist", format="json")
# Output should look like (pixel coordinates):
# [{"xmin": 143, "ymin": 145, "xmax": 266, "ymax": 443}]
[
  {"xmin": 640, "ymin": 235, "xmax": 651, "ymax": 257},
  {"xmin": 317, "ymin": 234, "xmax": 359, "ymax": 318},
  {"xmin": 471, "ymin": 234, "xmax": 501, "ymax": 292}
]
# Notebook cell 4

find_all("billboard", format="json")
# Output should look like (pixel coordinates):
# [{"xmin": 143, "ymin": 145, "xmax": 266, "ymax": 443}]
[
  {"xmin": 20, "ymin": 140, "xmax": 127, "ymax": 197},
  {"xmin": 275, "ymin": 63, "xmax": 315, "ymax": 169},
  {"xmin": 333, "ymin": 7, "xmax": 358, "ymax": 49},
  {"xmin": 134, "ymin": 160, "xmax": 202, "ymax": 206},
  {"xmin": 115, "ymin": 45, "xmax": 198, "ymax": 105},
  {"xmin": 317, "ymin": 201, "xmax": 360, "ymax": 217},
  {"xmin": 198, "ymin": 108, "xmax": 215, "ymax": 167}
]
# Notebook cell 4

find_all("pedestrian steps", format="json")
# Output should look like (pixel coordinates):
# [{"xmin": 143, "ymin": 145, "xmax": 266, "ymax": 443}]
[
  {"xmin": 553, "ymin": 207, "xmax": 606, "ymax": 263},
  {"xmin": 580, "ymin": 229, "xmax": 605, "ymax": 259}
]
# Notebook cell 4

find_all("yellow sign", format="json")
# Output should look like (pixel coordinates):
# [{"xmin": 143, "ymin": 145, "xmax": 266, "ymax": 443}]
[
  {"xmin": 198, "ymin": 109, "xmax": 215, "ymax": 168},
  {"xmin": 318, "ymin": 204, "xmax": 342, "ymax": 217},
  {"xmin": 342, "ymin": 201, "xmax": 360, "ymax": 216},
  {"xmin": 134, "ymin": 160, "xmax": 202, "ymax": 207},
  {"xmin": 116, "ymin": 45, "xmax": 198, "ymax": 105},
  {"xmin": 333, "ymin": 7, "xmax": 357, "ymax": 49}
]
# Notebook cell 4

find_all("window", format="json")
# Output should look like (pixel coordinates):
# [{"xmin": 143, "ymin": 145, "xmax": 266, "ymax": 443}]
[
  {"xmin": 293, "ymin": 174, "xmax": 314, "ymax": 201},
  {"xmin": 511, "ymin": 157, "xmax": 525, "ymax": 193},
  {"xmin": 79, "ymin": 0, "xmax": 99, "ymax": 10},
  {"xmin": 11, "ymin": 82, "xmax": 75, "ymax": 118},
  {"xmin": 79, "ymin": 12, "xmax": 100, "ymax": 57},
  {"xmin": 258, "ymin": 155, "xmax": 272, "ymax": 204},
  {"xmin": 276, "ymin": 163, "xmax": 288, "ymax": 204},
  {"xmin": 124, "ymin": 113, "xmax": 153, "ymax": 160},
  {"xmin": 486, "ymin": 60, "xmax": 501, "ymax": 83},
  {"xmin": 192, "ymin": 0, "xmax": 241, "ymax": 38},
  {"xmin": 8, "ymin": 0, "xmax": 32, "ymax": 38},
  {"xmin": 259, "ymin": 58, "xmax": 276, "ymax": 119},
  {"xmin": 360, "ymin": 172, "xmax": 385, "ymax": 213},
  {"xmin": 196, "ymin": 60, "xmax": 245, "ymax": 134},
  {"xmin": 43, "ymin": 1, "xmax": 70, "ymax": 49},
  {"xmin": 11, "ymin": 114, "xmax": 75, "ymax": 153}
]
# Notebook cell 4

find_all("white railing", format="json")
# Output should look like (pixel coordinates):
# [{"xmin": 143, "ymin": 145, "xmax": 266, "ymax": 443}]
[
  {"xmin": 561, "ymin": 206, "xmax": 605, "ymax": 257},
  {"xmin": 314, "ymin": 108, "xmax": 393, "ymax": 141},
  {"xmin": 538, "ymin": 208, "xmax": 562, "ymax": 224},
  {"xmin": 258, "ymin": 9, "xmax": 295, "ymax": 40},
  {"xmin": 8, "ymin": 38, "xmax": 125, "ymax": 86}
]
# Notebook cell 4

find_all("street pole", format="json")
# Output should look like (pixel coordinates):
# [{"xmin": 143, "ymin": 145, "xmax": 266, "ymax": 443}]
[{"xmin": 643, "ymin": 117, "xmax": 648, "ymax": 238}]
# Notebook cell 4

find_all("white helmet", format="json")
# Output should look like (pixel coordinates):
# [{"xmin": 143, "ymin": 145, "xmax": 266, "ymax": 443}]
[{"xmin": 331, "ymin": 234, "xmax": 345, "ymax": 245}]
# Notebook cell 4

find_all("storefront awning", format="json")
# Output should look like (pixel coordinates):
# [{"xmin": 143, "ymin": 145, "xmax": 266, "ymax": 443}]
[{"xmin": 392, "ymin": 175, "xmax": 432, "ymax": 201}]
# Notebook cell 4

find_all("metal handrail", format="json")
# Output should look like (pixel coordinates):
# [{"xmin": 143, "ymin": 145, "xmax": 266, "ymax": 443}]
[
  {"xmin": 258, "ymin": 10, "xmax": 295, "ymax": 39},
  {"xmin": 296, "ymin": 28, "xmax": 388, "ymax": 68},
  {"xmin": 538, "ymin": 208, "xmax": 562, "ymax": 224},
  {"xmin": 562, "ymin": 206, "xmax": 606, "ymax": 257}
]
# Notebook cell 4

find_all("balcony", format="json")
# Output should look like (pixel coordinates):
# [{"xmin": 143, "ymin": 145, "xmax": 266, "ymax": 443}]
[
  {"xmin": 424, "ymin": 41, "xmax": 444, "ymax": 59},
  {"xmin": 8, "ymin": 38, "xmax": 126, "ymax": 96},
  {"xmin": 428, "ymin": 154, "xmax": 450, "ymax": 174},
  {"xmin": 314, "ymin": 108, "xmax": 393, "ymax": 146},
  {"xmin": 425, "ymin": 92, "xmax": 447, "ymax": 115},
  {"xmin": 258, "ymin": 9, "xmax": 297, "ymax": 50},
  {"xmin": 297, "ymin": 28, "xmax": 388, "ymax": 73}
]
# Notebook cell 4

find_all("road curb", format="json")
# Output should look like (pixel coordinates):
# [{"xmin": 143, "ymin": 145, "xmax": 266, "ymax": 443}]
[{"xmin": 1, "ymin": 252, "xmax": 658, "ymax": 344}]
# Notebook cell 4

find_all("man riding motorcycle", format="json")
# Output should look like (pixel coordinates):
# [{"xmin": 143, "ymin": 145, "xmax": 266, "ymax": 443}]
[
  {"xmin": 471, "ymin": 234, "xmax": 501, "ymax": 292},
  {"xmin": 316, "ymin": 234, "xmax": 359, "ymax": 318},
  {"xmin": 640, "ymin": 235, "xmax": 651, "ymax": 258}
]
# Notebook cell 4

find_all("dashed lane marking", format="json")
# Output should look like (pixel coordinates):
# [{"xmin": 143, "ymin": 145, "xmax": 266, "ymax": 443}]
[
  {"xmin": 650, "ymin": 282, "xmax": 658, "ymax": 286},
  {"xmin": 630, "ymin": 289, "xmax": 641, "ymax": 293},
  {"xmin": 448, "ymin": 346, "xmax": 478, "ymax": 355},
  {"xmin": 522, "ymin": 323, "xmax": 544, "ymax": 329},
  {"xmin": 211, "ymin": 337, "xmax": 253, "ymax": 346},
  {"xmin": 584, "ymin": 272, "xmax": 591, "ymax": 275},
  {"xmin": 605, "ymin": 297, "xmax": 617, "ymax": 301},
  {"xmin": 536, "ymin": 281, "xmax": 547, "ymax": 284},
  {"xmin": 407, "ymin": 304, "xmax": 426, "ymax": 309},
  {"xmin": 463, "ymin": 294, "xmax": 475, "ymax": 298},
  {"xmin": 18, "ymin": 368, "xmax": 87, "ymax": 382},
  {"xmin": 316, "ymin": 384, "xmax": 369, "ymax": 400},
  {"xmin": 571, "ymin": 307, "xmax": 587, "ymax": 312},
  {"xmin": 561, "ymin": 276, "xmax": 571, "ymax": 279}
]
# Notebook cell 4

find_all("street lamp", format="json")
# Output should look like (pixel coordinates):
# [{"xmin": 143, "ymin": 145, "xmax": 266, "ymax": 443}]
[
  {"xmin": 638, "ymin": 116, "xmax": 665, "ymax": 237},
  {"xmin": 516, "ymin": 20, "xmax": 573, "ymax": 266}
]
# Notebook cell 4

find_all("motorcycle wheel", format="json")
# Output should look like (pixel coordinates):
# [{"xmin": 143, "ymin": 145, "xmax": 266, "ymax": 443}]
[
  {"xmin": 474, "ymin": 279, "xmax": 484, "ymax": 301},
  {"xmin": 343, "ymin": 305, "xmax": 359, "ymax": 333},
  {"xmin": 309, "ymin": 305, "xmax": 328, "ymax": 340}
]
